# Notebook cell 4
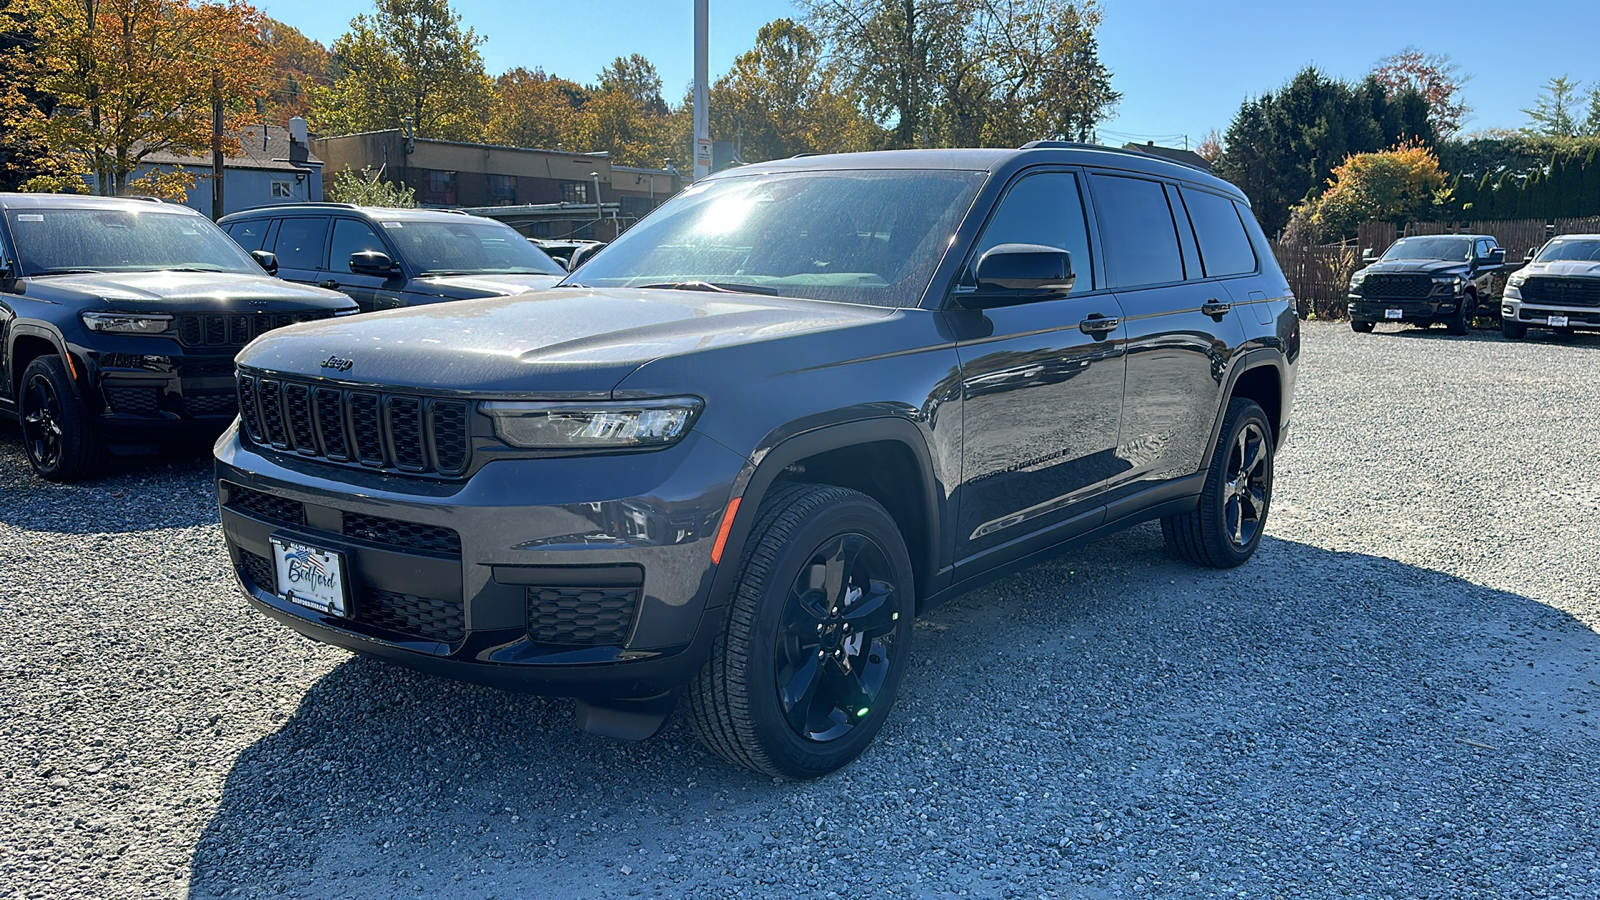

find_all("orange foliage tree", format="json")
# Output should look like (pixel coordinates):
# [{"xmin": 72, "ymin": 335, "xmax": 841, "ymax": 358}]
[{"xmin": 1299, "ymin": 141, "xmax": 1448, "ymax": 241}]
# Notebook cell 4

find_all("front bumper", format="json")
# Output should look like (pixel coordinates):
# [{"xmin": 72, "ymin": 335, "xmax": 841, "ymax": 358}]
[
  {"xmin": 214, "ymin": 424, "xmax": 749, "ymax": 700},
  {"xmin": 1501, "ymin": 297, "xmax": 1600, "ymax": 330},
  {"xmin": 71, "ymin": 337, "xmax": 245, "ymax": 445},
  {"xmin": 1347, "ymin": 295, "xmax": 1462, "ymax": 322}
]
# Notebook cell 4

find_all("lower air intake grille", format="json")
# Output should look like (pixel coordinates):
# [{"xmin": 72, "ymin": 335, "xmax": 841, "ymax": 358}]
[
  {"xmin": 526, "ymin": 586, "xmax": 639, "ymax": 646},
  {"xmin": 106, "ymin": 387, "xmax": 161, "ymax": 416},
  {"xmin": 359, "ymin": 589, "xmax": 465, "ymax": 643},
  {"xmin": 225, "ymin": 485, "xmax": 307, "ymax": 525},
  {"xmin": 341, "ymin": 512, "xmax": 461, "ymax": 555},
  {"xmin": 240, "ymin": 551, "xmax": 276, "ymax": 594},
  {"xmin": 183, "ymin": 394, "xmax": 238, "ymax": 417}
]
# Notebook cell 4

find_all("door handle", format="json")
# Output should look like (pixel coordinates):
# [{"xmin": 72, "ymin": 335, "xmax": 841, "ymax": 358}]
[
  {"xmin": 319, "ymin": 280, "xmax": 341, "ymax": 289},
  {"xmin": 1201, "ymin": 299, "xmax": 1232, "ymax": 320},
  {"xmin": 1079, "ymin": 314, "xmax": 1119, "ymax": 339}
]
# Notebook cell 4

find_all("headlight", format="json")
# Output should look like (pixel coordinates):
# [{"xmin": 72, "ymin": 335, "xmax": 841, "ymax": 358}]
[
  {"xmin": 1506, "ymin": 272, "xmax": 1528, "ymax": 289},
  {"xmin": 81, "ymin": 312, "xmax": 173, "ymax": 335},
  {"xmin": 1431, "ymin": 274, "xmax": 1463, "ymax": 285},
  {"xmin": 482, "ymin": 398, "xmax": 703, "ymax": 450},
  {"xmin": 1349, "ymin": 271, "xmax": 1367, "ymax": 289}
]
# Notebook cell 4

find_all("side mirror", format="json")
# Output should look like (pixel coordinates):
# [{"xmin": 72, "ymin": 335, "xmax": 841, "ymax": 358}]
[
  {"xmin": 349, "ymin": 250, "xmax": 400, "ymax": 277},
  {"xmin": 1525, "ymin": 249, "xmax": 1538, "ymax": 263},
  {"xmin": 568, "ymin": 243, "xmax": 603, "ymax": 270},
  {"xmin": 958, "ymin": 243, "xmax": 1075, "ymax": 309},
  {"xmin": 1487, "ymin": 248, "xmax": 1506, "ymax": 267},
  {"xmin": 250, "ymin": 250, "xmax": 278, "ymax": 276},
  {"xmin": 1361, "ymin": 248, "xmax": 1377, "ymax": 262}
]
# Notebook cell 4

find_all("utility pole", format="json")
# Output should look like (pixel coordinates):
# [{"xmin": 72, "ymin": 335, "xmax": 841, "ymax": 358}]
[
  {"xmin": 210, "ymin": 73, "xmax": 225, "ymax": 220},
  {"xmin": 590, "ymin": 171, "xmax": 602, "ymax": 238},
  {"xmin": 692, "ymin": 0, "xmax": 709, "ymax": 181}
]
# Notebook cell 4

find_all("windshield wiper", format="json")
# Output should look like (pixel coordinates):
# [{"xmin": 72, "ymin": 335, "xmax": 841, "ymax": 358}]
[
  {"xmin": 633, "ymin": 280, "xmax": 778, "ymax": 296},
  {"xmin": 32, "ymin": 268, "xmax": 105, "ymax": 276}
]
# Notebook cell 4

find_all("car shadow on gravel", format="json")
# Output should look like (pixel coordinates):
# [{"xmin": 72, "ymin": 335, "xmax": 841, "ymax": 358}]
[
  {"xmin": 0, "ymin": 420, "xmax": 218, "ymax": 533},
  {"xmin": 187, "ymin": 526, "xmax": 1600, "ymax": 899},
  {"xmin": 1376, "ymin": 325, "xmax": 1600, "ymax": 347}
]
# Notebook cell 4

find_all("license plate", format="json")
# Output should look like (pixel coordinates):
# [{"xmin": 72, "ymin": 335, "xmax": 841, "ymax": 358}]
[
  {"xmin": 1385, "ymin": 308, "xmax": 1403, "ymax": 319},
  {"xmin": 270, "ymin": 536, "xmax": 350, "ymax": 617},
  {"xmin": 1548, "ymin": 315, "xmax": 1569, "ymax": 327}
]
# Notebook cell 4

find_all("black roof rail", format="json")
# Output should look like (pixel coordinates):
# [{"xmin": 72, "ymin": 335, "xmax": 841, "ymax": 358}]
[
  {"xmin": 126, "ymin": 195, "xmax": 166, "ymax": 203},
  {"xmin": 1018, "ymin": 139, "xmax": 1210, "ymax": 171}
]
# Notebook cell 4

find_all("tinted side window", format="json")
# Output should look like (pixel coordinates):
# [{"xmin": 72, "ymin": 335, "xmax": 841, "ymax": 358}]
[
  {"xmin": 1090, "ymin": 175, "xmax": 1183, "ymax": 289},
  {"xmin": 1181, "ymin": 187, "xmax": 1257, "ymax": 278},
  {"xmin": 225, "ymin": 219, "xmax": 269, "ymax": 252},
  {"xmin": 971, "ymin": 171, "xmax": 1093, "ymax": 292},
  {"xmin": 327, "ymin": 219, "xmax": 388, "ymax": 274},
  {"xmin": 272, "ymin": 217, "xmax": 328, "ymax": 270}
]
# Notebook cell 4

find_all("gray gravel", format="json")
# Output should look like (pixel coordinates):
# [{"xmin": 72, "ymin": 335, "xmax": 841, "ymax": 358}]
[{"xmin": 3, "ymin": 321, "xmax": 1600, "ymax": 899}]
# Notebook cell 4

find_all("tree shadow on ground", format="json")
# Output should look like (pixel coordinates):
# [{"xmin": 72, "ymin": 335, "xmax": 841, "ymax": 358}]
[{"xmin": 187, "ymin": 527, "xmax": 1600, "ymax": 899}]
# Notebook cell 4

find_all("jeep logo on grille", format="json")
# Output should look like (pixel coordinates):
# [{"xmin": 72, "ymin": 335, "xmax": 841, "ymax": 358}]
[{"xmin": 320, "ymin": 355, "xmax": 354, "ymax": 372}]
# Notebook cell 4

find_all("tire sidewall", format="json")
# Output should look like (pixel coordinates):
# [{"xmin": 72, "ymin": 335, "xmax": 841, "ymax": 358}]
[
  {"xmin": 740, "ymin": 497, "xmax": 915, "ymax": 778},
  {"xmin": 20, "ymin": 356, "xmax": 93, "ymax": 481}
]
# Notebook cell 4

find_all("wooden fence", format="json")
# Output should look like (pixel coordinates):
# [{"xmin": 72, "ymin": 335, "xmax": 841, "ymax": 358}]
[{"xmin": 1276, "ymin": 216, "xmax": 1600, "ymax": 319}]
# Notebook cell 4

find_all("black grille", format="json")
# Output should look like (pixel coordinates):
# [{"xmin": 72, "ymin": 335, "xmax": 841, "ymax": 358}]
[
  {"xmin": 237, "ymin": 373, "xmax": 472, "ymax": 477},
  {"xmin": 176, "ymin": 311, "xmax": 332, "ymax": 348},
  {"xmin": 1522, "ymin": 308, "xmax": 1600, "ymax": 324},
  {"xmin": 225, "ymin": 484, "xmax": 307, "ymax": 525},
  {"xmin": 240, "ymin": 551, "xmax": 277, "ymax": 594},
  {"xmin": 183, "ymin": 394, "xmax": 237, "ymax": 417},
  {"xmin": 1361, "ymin": 274, "xmax": 1433, "ymax": 299},
  {"xmin": 1521, "ymin": 277, "xmax": 1600, "ymax": 308},
  {"xmin": 341, "ymin": 512, "xmax": 460, "ymax": 555},
  {"xmin": 359, "ymin": 588, "xmax": 464, "ymax": 643},
  {"xmin": 526, "ymin": 586, "xmax": 639, "ymax": 646},
  {"xmin": 105, "ymin": 386, "xmax": 161, "ymax": 416},
  {"xmin": 180, "ymin": 359, "xmax": 238, "ymax": 379}
]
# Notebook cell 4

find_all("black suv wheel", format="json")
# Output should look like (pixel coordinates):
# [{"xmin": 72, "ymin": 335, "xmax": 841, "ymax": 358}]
[
  {"xmin": 1350, "ymin": 319, "xmax": 1375, "ymax": 333},
  {"xmin": 19, "ymin": 355, "xmax": 103, "ymax": 482},
  {"xmin": 1446, "ymin": 292, "xmax": 1475, "ymax": 336},
  {"xmin": 1162, "ymin": 398, "xmax": 1274, "ymax": 568},
  {"xmin": 687, "ymin": 484, "xmax": 915, "ymax": 778}
]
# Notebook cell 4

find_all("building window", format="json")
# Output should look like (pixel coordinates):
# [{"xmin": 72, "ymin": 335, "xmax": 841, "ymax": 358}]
[
  {"xmin": 488, "ymin": 174, "xmax": 517, "ymax": 206},
  {"xmin": 560, "ymin": 181, "xmax": 589, "ymax": 205},
  {"xmin": 271, "ymin": 180, "xmax": 293, "ymax": 199},
  {"xmin": 418, "ymin": 169, "xmax": 458, "ymax": 206}
]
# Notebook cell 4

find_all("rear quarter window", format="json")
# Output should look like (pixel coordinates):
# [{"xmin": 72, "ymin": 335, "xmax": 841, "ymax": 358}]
[{"xmin": 1180, "ymin": 187, "xmax": 1257, "ymax": 278}]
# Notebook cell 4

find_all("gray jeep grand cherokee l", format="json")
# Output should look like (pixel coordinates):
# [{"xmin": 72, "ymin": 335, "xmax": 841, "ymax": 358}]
[{"xmin": 215, "ymin": 144, "xmax": 1299, "ymax": 778}]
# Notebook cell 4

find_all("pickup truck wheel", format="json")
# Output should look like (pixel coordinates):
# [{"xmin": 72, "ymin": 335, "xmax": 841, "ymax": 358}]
[
  {"xmin": 1162, "ymin": 398, "xmax": 1273, "ymax": 569},
  {"xmin": 687, "ymin": 483, "xmax": 914, "ymax": 779},
  {"xmin": 19, "ymin": 355, "xmax": 103, "ymax": 482},
  {"xmin": 1350, "ymin": 320, "xmax": 1375, "ymax": 333},
  {"xmin": 1446, "ymin": 293, "xmax": 1475, "ymax": 335},
  {"xmin": 1502, "ymin": 319, "xmax": 1527, "ymax": 340}
]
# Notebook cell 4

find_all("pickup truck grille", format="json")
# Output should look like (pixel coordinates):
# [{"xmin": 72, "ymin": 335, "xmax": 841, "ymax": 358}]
[
  {"xmin": 176, "ymin": 311, "xmax": 333, "ymax": 348},
  {"xmin": 1520, "ymin": 277, "xmax": 1600, "ymax": 308},
  {"xmin": 237, "ymin": 373, "xmax": 471, "ymax": 476},
  {"xmin": 1360, "ymin": 274, "xmax": 1433, "ymax": 299}
]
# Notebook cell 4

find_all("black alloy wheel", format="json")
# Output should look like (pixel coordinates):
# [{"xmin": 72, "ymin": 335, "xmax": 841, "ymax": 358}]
[
  {"xmin": 1351, "ymin": 319, "xmax": 1375, "ymax": 333},
  {"xmin": 1162, "ymin": 398, "xmax": 1275, "ymax": 568},
  {"xmin": 1447, "ymin": 293, "xmax": 1475, "ymax": 335},
  {"xmin": 18, "ymin": 355, "xmax": 103, "ymax": 482},
  {"xmin": 687, "ymin": 483, "xmax": 915, "ymax": 779}
]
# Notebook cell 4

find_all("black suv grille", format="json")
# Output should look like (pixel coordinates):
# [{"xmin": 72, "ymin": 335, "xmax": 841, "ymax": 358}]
[
  {"xmin": 226, "ymin": 485, "xmax": 307, "ymax": 525},
  {"xmin": 360, "ymin": 589, "xmax": 465, "ymax": 643},
  {"xmin": 176, "ymin": 312, "xmax": 333, "ymax": 348},
  {"xmin": 1521, "ymin": 277, "xmax": 1600, "ymax": 308},
  {"xmin": 526, "ymin": 586, "xmax": 639, "ymax": 646},
  {"xmin": 238, "ymin": 373, "xmax": 472, "ymax": 477},
  {"xmin": 105, "ymin": 386, "xmax": 161, "ymax": 416},
  {"xmin": 1361, "ymin": 274, "xmax": 1433, "ymax": 299},
  {"xmin": 342, "ymin": 513, "xmax": 461, "ymax": 555},
  {"xmin": 183, "ymin": 393, "xmax": 238, "ymax": 417},
  {"xmin": 240, "ymin": 551, "xmax": 277, "ymax": 594}
]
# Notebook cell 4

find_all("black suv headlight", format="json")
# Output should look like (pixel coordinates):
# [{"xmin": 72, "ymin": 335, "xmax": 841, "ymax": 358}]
[
  {"xmin": 81, "ymin": 312, "xmax": 172, "ymax": 335},
  {"xmin": 481, "ymin": 398, "xmax": 703, "ymax": 450}
]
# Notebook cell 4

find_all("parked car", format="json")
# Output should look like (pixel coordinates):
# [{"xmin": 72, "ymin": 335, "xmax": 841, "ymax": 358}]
[
  {"xmin": 529, "ymin": 238, "xmax": 606, "ymax": 270},
  {"xmin": 0, "ymin": 194, "xmax": 355, "ymax": 481},
  {"xmin": 1500, "ymin": 234, "xmax": 1600, "ymax": 339},
  {"xmin": 1347, "ymin": 234, "xmax": 1506, "ymax": 334},
  {"xmin": 218, "ymin": 205, "xmax": 567, "ymax": 312},
  {"xmin": 215, "ymin": 143, "xmax": 1299, "ymax": 778}
]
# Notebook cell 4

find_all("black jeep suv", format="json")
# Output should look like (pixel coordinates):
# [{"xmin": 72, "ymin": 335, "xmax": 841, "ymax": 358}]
[
  {"xmin": 218, "ymin": 204, "xmax": 567, "ymax": 312},
  {"xmin": 1347, "ymin": 234, "xmax": 1506, "ymax": 334},
  {"xmin": 215, "ymin": 144, "xmax": 1299, "ymax": 777},
  {"xmin": 0, "ymin": 194, "xmax": 355, "ymax": 481}
]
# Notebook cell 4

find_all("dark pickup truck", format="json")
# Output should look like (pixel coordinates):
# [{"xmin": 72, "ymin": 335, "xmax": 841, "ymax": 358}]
[{"xmin": 1347, "ymin": 234, "xmax": 1506, "ymax": 334}]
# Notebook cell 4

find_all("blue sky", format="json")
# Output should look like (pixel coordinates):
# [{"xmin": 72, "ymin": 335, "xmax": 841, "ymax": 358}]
[{"xmin": 259, "ymin": 0, "xmax": 1600, "ymax": 146}]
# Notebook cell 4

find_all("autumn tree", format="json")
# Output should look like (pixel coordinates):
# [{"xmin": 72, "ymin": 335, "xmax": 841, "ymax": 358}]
[
  {"xmin": 1297, "ymin": 142, "xmax": 1447, "ymax": 240},
  {"xmin": 257, "ymin": 17, "xmax": 330, "ymax": 123},
  {"xmin": 309, "ymin": 0, "xmax": 492, "ymax": 141},
  {"xmin": 19, "ymin": 0, "xmax": 269, "ymax": 198},
  {"xmin": 1523, "ymin": 75, "xmax": 1582, "ymax": 138},
  {"xmin": 708, "ymin": 18, "xmax": 881, "ymax": 162},
  {"xmin": 1195, "ymin": 129, "xmax": 1223, "ymax": 165},
  {"xmin": 598, "ymin": 54, "xmax": 667, "ymax": 116},
  {"xmin": 486, "ymin": 68, "xmax": 589, "ymax": 150},
  {"xmin": 0, "ymin": 0, "xmax": 75, "ymax": 191},
  {"xmin": 1371, "ymin": 47, "xmax": 1470, "ymax": 139}
]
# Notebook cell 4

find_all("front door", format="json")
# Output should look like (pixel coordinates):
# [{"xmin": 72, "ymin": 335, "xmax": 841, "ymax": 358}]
[
  {"xmin": 322, "ymin": 218, "xmax": 406, "ymax": 312},
  {"xmin": 952, "ymin": 169, "xmax": 1126, "ymax": 570}
]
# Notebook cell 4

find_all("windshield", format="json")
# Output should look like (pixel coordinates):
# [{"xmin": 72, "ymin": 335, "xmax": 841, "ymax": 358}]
[
  {"xmin": 1381, "ymin": 237, "xmax": 1472, "ymax": 262},
  {"xmin": 6, "ymin": 206, "xmax": 263, "ymax": 276},
  {"xmin": 382, "ymin": 219, "xmax": 564, "ymax": 277},
  {"xmin": 1535, "ymin": 237, "xmax": 1600, "ymax": 263},
  {"xmin": 566, "ymin": 169, "xmax": 986, "ymax": 307}
]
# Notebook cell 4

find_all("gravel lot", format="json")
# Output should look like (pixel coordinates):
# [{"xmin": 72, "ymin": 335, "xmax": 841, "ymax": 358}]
[{"xmin": 3, "ymin": 321, "xmax": 1599, "ymax": 900}]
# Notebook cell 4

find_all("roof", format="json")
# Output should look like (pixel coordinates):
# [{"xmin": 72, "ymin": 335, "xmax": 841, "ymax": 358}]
[
  {"xmin": 138, "ymin": 124, "xmax": 321, "ymax": 173},
  {"xmin": 219, "ymin": 203, "xmax": 499, "ymax": 224},
  {"xmin": 0, "ymin": 193, "xmax": 204, "ymax": 214},
  {"xmin": 314, "ymin": 129, "xmax": 611, "ymax": 161},
  {"xmin": 1122, "ymin": 142, "xmax": 1213, "ymax": 172}
]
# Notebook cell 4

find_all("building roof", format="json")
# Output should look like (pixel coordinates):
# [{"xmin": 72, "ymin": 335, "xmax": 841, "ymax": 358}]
[
  {"xmin": 1122, "ymin": 141, "xmax": 1213, "ymax": 172},
  {"xmin": 139, "ymin": 124, "xmax": 320, "ymax": 173}
]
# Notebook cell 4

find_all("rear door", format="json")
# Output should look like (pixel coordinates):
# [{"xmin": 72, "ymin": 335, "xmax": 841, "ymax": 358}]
[
  {"xmin": 269, "ymin": 216, "xmax": 330, "ymax": 288},
  {"xmin": 952, "ymin": 169, "xmax": 1126, "ymax": 570},
  {"xmin": 1090, "ymin": 173, "xmax": 1246, "ymax": 505}
]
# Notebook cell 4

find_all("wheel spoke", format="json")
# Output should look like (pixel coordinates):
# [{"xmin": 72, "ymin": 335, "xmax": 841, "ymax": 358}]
[
  {"xmin": 779, "ymin": 653, "xmax": 826, "ymax": 734},
  {"xmin": 1244, "ymin": 485, "xmax": 1267, "ymax": 520},
  {"xmin": 840, "ymin": 579, "xmax": 897, "ymax": 638},
  {"xmin": 1240, "ymin": 436, "xmax": 1263, "ymax": 478},
  {"xmin": 1227, "ymin": 495, "xmax": 1244, "ymax": 545},
  {"xmin": 820, "ymin": 535, "xmax": 863, "ymax": 613},
  {"xmin": 782, "ymin": 583, "xmax": 830, "ymax": 636},
  {"xmin": 823, "ymin": 656, "xmax": 874, "ymax": 718}
]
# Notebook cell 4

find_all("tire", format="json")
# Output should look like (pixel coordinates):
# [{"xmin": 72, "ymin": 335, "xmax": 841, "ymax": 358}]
[
  {"xmin": 1350, "ymin": 320, "xmax": 1375, "ymax": 333},
  {"xmin": 1162, "ymin": 398, "xmax": 1274, "ymax": 569},
  {"xmin": 1502, "ymin": 319, "xmax": 1527, "ymax": 340},
  {"xmin": 18, "ymin": 355, "xmax": 104, "ymax": 482},
  {"xmin": 1446, "ymin": 293, "xmax": 1474, "ymax": 335},
  {"xmin": 687, "ymin": 483, "xmax": 915, "ymax": 779}
]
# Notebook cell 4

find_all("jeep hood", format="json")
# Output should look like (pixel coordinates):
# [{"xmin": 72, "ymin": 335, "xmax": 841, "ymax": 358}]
[
  {"xmin": 235, "ymin": 287, "xmax": 892, "ymax": 396},
  {"xmin": 21, "ymin": 270, "xmax": 351, "ymax": 311},
  {"xmin": 411, "ymin": 272, "xmax": 564, "ymax": 299}
]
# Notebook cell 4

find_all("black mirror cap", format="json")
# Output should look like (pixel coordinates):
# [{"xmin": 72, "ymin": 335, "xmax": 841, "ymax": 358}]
[
  {"xmin": 250, "ymin": 250, "xmax": 278, "ymax": 276},
  {"xmin": 958, "ymin": 243, "xmax": 1075, "ymax": 309},
  {"xmin": 1525, "ymin": 249, "xmax": 1538, "ymax": 262},
  {"xmin": 349, "ymin": 250, "xmax": 399, "ymax": 277},
  {"xmin": 1488, "ymin": 248, "xmax": 1507, "ymax": 266}
]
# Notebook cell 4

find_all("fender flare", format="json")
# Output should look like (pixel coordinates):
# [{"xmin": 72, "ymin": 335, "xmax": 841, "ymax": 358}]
[
  {"xmin": 6, "ymin": 322, "xmax": 81, "ymax": 402},
  {"xmin": 703, "ymin": 416, "xmax": 944, "ymax": 612},
  {"xmin": 1199, "ymin": 349, "xmax": 1287, "ymax": 472}
]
